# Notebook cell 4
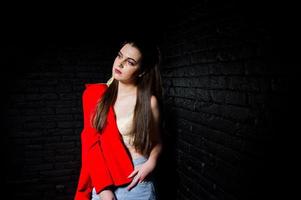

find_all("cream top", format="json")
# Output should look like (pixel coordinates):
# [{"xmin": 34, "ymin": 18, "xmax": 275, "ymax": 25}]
[
  {"xmin": 116, "ymin": 111, "xmax": 134, "ymax": 147},
  {"xmin": 116, "ymin": 110, "xmax": 143, "ymax": 159}
]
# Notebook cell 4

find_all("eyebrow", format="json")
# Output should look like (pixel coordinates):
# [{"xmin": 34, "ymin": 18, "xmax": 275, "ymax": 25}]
[{"xmin": 119, "ymin": 51, "xmax": 138, "ymax": 63}]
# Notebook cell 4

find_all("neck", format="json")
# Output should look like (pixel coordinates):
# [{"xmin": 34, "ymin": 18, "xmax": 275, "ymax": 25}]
[{"xmin": 117, "ymin": 81, "xmax": 137, "ymax": 97}]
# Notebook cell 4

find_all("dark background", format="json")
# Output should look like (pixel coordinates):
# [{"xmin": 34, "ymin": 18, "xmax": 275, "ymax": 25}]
[{"xmin": 1, "ymin": 1, "xmax": 298, "ymax": 199}]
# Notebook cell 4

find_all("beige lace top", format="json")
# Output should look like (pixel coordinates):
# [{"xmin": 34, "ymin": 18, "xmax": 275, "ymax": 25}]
[
  {"xmin": 117, "ymin": 110, "xmax": 145, "ymax": 159},
  {"xmin": 116, "ymin": 111, "xmax": 134, "ymax": 147},
  {"xmin": 107, "ymin": 77, "xmax": 142, "ymax": 159},
  {"xmin": 107, "ymin": 77, "xmax": 135, "ymax": 145}
]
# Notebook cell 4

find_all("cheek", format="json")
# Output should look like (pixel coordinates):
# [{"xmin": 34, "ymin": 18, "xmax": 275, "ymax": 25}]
[{"xmin": 126, "ymin": 69, "xmax": 138, "ymax": 79}]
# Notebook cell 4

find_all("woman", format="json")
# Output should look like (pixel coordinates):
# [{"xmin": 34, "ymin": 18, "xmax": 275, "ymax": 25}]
[{"xmin": 75, "ymin": 38, "xmax": 163, "ymax": 200}]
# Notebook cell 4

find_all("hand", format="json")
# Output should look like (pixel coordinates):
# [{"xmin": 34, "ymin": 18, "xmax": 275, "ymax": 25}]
[
  {"xmin": 99, "ymin": 189, "xmax": 116, "ymax": 200},
  {"xmin": 126, "ymin": 159, "xmax": 156, "ymax": 191}
]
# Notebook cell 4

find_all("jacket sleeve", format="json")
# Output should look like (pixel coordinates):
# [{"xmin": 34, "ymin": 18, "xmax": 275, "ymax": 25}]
[
  {"xmin": 74, "ymin": 85, "xmax": 94, "ymax": 200},
  {"xmin": 75, "ymin": 84, "xmax": 112, "ymax": 200}
]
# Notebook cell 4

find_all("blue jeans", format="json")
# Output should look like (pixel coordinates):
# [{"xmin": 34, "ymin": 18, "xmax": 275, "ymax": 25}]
[{"xmin": 91, "ymin": 156, "xmax": 156, "ymax": 200}]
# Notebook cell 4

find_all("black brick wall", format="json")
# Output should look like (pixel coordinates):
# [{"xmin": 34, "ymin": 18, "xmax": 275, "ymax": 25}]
[{"xmin": 159, "ymin": 1, "xmax": 292, "ymax": 200}]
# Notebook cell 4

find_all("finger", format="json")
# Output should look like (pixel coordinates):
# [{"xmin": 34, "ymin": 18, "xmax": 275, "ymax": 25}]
[
  {"xmin": 128, "ymin": 168, "xmax": 138, "ymax": 178},
  {"xmin": 127, "ymin": 176, "xmax": 140, "ymax": 191},
  {"xmin": 138, "ymin": 175, "xmax": 146, "ymax": 183}
]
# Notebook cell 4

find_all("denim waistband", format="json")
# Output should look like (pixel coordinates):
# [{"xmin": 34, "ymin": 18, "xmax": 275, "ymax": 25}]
[{"xmin": 132, "ymin": 156, "xmax": 148, "ymax": 166}]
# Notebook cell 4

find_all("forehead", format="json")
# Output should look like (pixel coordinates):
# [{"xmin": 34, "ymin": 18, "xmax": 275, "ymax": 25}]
[{"xmin": 120, "ymin": 43, "xmax": 142, "ymax": 60}]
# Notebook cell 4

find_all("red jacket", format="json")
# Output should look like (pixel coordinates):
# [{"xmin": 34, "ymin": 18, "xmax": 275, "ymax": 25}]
[{"xmin": 74, "ymin": 83, "xmax": 134, "ymax": 200}]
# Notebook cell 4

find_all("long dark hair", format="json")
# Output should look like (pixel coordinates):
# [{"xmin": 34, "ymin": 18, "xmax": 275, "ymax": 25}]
[{"xmin": 91, "ymin": 38, "xmax": 163, "ymax": 156}]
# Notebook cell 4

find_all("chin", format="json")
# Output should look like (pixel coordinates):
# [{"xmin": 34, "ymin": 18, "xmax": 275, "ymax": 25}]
[
  {"xmin": 113, "ymin": 73, "xmax": 119, "ymax": 78},
  {"xmin": 113, "ymin": 75, "xmax": 122, "ymax": 81}
]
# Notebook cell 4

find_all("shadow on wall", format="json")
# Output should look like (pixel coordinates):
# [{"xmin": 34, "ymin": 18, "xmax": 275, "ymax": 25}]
[{"xmin": 154, "ymin": 100, "xmax": 179, "ymax": 200}]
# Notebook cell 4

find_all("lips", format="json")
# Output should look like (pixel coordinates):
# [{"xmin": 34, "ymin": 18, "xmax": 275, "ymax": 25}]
[{"xmin": 114, "ymin": 68, "xmax": 122, "ymax": 74}]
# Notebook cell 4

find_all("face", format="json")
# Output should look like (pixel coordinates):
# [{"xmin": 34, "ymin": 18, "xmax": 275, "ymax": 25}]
[{"xmin": 112, "ymin": 43, "xmax": 142, "ymax": 84}]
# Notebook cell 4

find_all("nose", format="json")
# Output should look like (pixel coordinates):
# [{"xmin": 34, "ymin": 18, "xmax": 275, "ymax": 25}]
[{"xmin": 118, "ymin": 59, "xmax": 127, "ymax": 68}]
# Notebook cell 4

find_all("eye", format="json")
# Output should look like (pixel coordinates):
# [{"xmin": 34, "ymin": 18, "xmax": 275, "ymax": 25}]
[{"xmin": 128, "ymin": 61, "xmax": 135, "ymax": 66}]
